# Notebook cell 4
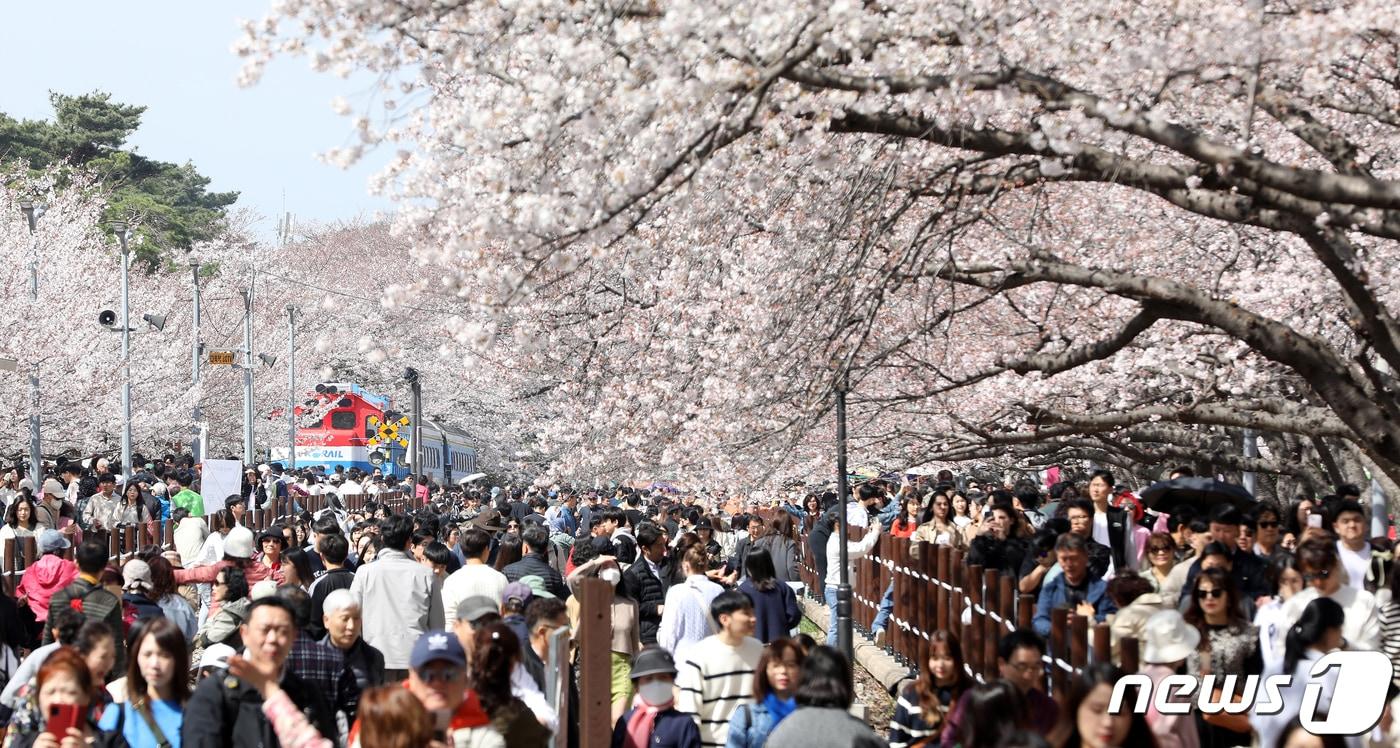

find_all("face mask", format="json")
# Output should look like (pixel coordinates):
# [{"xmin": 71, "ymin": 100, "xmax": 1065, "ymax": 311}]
[
  {"xmin": 600, "ymin": 568, "xmax": 622, "ymax": 586},
  {"xmin": 638, "ymin": 680, "xmax": 673, "ymax": 706}
]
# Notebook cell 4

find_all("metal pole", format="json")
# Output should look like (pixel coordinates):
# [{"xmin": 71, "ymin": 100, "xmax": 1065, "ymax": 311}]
[
  {"xmin": 191, "ymin": 259, "xmax": 202, "ymax": 461},
  {"xmin": 286, "ymin": 305, "xmax": 296, "ymax": 470},
  {"xmin": 411, "ymin": 374, "xmax": 423, "ymax": 485},
  {"xmin": 242, "ymin": 289, "xmax": 254, "ymax": 465},
  {"xmin": 20, "ymin": 202, "xmax": 42, "ymax": 486},
  {"xmin": 115, "ymin": 226, "xmax": 133, "ymax": 481},
  {"xmin": 835, "ymin": 374, "xmax": 853, "ymax": 663},
  {"xmin": 1242, "ymin": 428, "xmax": 1258, "ymax": 496}
]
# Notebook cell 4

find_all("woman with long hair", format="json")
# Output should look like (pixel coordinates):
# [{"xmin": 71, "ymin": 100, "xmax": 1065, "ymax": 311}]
[
  {"xmin": 1, "ymin": 495, "xmax": 41, "ymax": 571},
  {"xmin": 1253, "ymin": 555, "xmax": 1305, "ymax": 672},
  {"xmin": 765, "ymin": 646, "xmax": 886, "ymax": 747},
  {"xmin": 1182, "ymin": 567, "xmax": 1260, "ymax": 747},
  {"xmin": 96, "ymin": 618, "xmax": 189, "ymax": 744},
  {"xmin": 1049, "ymin": 663, "xmax": 1156, "ymax": 748},
  {"xmin": 194, "ymin": 566, "xmax": 250, "ymax": 651},
  {"xmin": 1251, "ymin": 597, "xmax": 1347, "ymax": 748},
  {"xmin": 727, "ymin": 638, "xmax": 805, "ymax": 748},
  {"xmin": 753, "ymin": 513, "xmax": 801, "ymax": 587},
  {"xmin": 911, "ymin": 492, "xmax": 967, "ymax": 554},
  {"xmin": 737, "ymin": 549, "xmax": 800, "ymax": 644},
  {"xmin": 888, "ymin": 630, "xmax": 974, "ymax": 748},
  {"xmin": 890, "ymin": 496, "xmax": 920, "ymax": 539},
  {"xmin": 471, "ymin": 622, "xmax": 549, "ymax": 747},
  {"xmin": 492, "ymin": 534, "xmax": 523, "ymax": 572},
  {"xmin": 958, "ymin": 680, "xmax": 1030, "ymax": 748},
  {"xmin": 140, "ymin": 553, "xmax": 197, "ymax": 641},
  {"xmin": 950, "ymin": 493, "xmax": 973, "ymax": 530}
]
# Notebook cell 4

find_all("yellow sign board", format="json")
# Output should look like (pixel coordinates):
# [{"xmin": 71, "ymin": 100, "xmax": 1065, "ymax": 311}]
[{"xmin": 208, "ymin": 350, "xmax": 237, "ymax": 365}]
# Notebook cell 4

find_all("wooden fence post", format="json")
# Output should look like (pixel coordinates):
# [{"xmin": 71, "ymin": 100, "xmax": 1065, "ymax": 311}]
[
  {"xmin": 1120, "ymin": 637, "xmax": 1140, "ymax": 674},
  {"xmin": 935, "ymin": 545, "xmax": 950, "ymax": 635},
  {"xmin": 1017, "ymin": 593, "xmax": 1034, "ymax": 630},
  {"xmin": 1091, "ymin": 623, "xmax": 1110, "ymax": 665},
  {"xmin": 1050, "ymin": 607, "xmax": 1069, "ymax": 700},
  {"xmin": 981, "ymin": 569, "xmax": 998, "ymax": 673},
  {"xmin": 576, "ymin": 577, "xmax": 613, "ymax": 748},
  {"xmin": 966, "ymin": 564, "xmax": 984, "ymax": 678}
]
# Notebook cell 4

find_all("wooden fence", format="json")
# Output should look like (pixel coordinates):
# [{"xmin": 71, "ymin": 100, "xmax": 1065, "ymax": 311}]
[{"xmin": 800, "ymin": 526, "xmax": 1141, "ymax": 701}]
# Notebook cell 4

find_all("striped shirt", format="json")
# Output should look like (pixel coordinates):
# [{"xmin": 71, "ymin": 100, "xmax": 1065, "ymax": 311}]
[{"xmin": 675, "ymin": 635, "xmax": 763, "ymax": 747}]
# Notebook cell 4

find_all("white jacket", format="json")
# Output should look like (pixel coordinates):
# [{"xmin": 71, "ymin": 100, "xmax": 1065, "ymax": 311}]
[{"xmin": 1280, "ymin": 583, "xmax": 1381, "ymax": 652}]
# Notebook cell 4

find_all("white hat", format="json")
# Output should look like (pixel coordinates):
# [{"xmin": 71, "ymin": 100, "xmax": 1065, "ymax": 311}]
[
  {"xmin": 122, "ymin": 559, "xmax": 154, "ymax": 593},
  {"xmin": 250, "ymin": 579, "xmax": 279, "ymax": 600},
  {"xmin": 1142, "ymin": 610, "xmax": 1201, "ymax": 665},
  {"xmin": 41, "ymin": 478, "xmax": 65, "ymax": 497},
  {"xmin": 224, "ymin": 526, "xmax": 256, "ymax": 559},
  {"xmin": 199, "ymin": 643, "xmax": 236, "ymax": 671}
]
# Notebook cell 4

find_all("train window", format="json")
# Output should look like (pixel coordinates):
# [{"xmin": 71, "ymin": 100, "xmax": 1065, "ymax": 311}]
[{"xmin": 329, "ymin": 411, "xmax": 355, "ymax": 430}]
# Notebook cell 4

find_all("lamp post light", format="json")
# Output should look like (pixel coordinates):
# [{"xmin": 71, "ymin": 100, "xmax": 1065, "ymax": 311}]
[
  {"xmin": 190, "ymin": 257, "xmax": 202, "ymax": 460},
  {"xmin": 111, "ymin": 222, "xmax": 133, "ymax": 482},
  {"xmin": 834, "ymin": 373, "xmax": 853, "ymax": 663},
  {"xmin": 286, "ymin": 305, "xmax": 297, "ymax": 471},
  {"xmin": 19, "ymin": 201, "xmax": 42, "ymax": 485}
]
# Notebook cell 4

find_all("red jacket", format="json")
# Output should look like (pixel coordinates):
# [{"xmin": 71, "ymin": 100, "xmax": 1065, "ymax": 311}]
[{"xmin": 17, "ymin": 554, "xmax": 79, "ymax": 622}]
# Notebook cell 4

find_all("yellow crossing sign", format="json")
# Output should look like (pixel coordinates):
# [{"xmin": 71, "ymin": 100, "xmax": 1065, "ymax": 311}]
[{"xmin": 367, "ymin": 414, "xmax": 411, "ymax": 448}]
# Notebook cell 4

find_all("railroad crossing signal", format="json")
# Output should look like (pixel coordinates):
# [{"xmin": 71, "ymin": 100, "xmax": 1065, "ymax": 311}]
[{"xmin": 367, "ymin": 414, "xmax": 410, "ymax": 448}]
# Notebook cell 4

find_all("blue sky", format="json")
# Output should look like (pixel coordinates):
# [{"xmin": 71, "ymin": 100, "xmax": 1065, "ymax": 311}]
[{"xmin": 0, "ymin": 2, "xmax": 392, "ymax": 242}]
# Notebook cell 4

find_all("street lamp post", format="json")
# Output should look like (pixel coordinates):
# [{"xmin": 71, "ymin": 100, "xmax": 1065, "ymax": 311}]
[
  {"xmin": 241, "ymin": 289, "xmax": 255, "ymax": 465},
  {"xmin": 405, "ymin": 367, "xmax": 423, "ymax": 482},
  {"xmin": 190, "ymin": 258, "xmax": 202, "ymax": 460},
  {"xmin": 286, "ymin": 305, "xmax": 297, "ymax": 470},
  {"xmin": 112, "ymin": 222, "xmax": 133, "ymax": 482},
  {"xmin": 835, "ymin": 374, "xmax": 853, "ymax": 663},
  {"xmin": 18, "ymin": 201, "xmax": 42, "ymax": 485}
]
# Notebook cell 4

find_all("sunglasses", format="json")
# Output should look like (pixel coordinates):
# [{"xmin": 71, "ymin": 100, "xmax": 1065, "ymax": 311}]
[
  {"xmin": 1303, "ymin": 569, "xmax": 1331, "ymax": 582},
  {"xmin": 417, "ymin": 667, "xmax": 461, "ymax": 683},
  {"xmin": 1257, "ymin": 521, "xmax": 1280, "ymax": 529},
  {"xmin": 1149, "ymin": 547, "xmax": 1172, "ymax": 554},
  {"xmin": 1194, "ymin": 588, "xmax": 1225, "ymax": 599}
]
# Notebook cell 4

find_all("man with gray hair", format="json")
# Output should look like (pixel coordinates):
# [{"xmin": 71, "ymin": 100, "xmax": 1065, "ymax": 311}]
[{"xmin": 321, "ymin": 588, "xmax": 386, "ymax": 690}]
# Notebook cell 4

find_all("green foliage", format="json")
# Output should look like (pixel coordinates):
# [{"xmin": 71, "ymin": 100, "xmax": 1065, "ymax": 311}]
[{"xmin": 0, "ymin": 91, "xmax": 238, "ymax": 269}]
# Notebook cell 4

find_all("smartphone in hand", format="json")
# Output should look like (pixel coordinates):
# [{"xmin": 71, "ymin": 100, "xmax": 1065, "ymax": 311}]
[{"xmin": 46, "ymin": 703, "xmax": 81, "ymax": 738}]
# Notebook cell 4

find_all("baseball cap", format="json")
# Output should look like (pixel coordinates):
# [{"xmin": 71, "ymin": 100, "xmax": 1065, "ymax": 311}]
[
  {"xmin": 224, "ymin": 526, "xmax": 256, "ymax": 559},
  {"xmin": 410, "ymin": 630, "xmax": 467, "ymax": 670},
  {"xmin": 199, "ymin": 643, "xmax": 236, "ymax": 671},
  {"xmin": 122, "ymin": 559, "xmax": 154, "ymax": 593},
  {"xmin": 455, "ymin": 596, "xmax": 500, "ymax": 624},
  {"xmin": 41, "ymin": 478, "xmax": 65, "ymax": 497},
  {"xmin": 517, "ymin": 575, "xmax": 556, "ymax": 600},
  {"xmin": 38, "ymin": 529, "xmax": 71, "ymax": 555},
  {"xmin": 502, "ymin": 582, "xmax": 534, "ymax": 608}
]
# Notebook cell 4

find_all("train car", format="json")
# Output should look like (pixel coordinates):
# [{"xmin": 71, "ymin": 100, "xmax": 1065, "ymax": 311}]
[{"xmin": 273, "ymin": 382, "xmax": 477, "ymax": 484}]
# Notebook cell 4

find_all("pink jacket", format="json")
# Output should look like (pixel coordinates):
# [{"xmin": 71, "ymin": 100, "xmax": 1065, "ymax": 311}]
[{"xmin": 17, "ymin": 555, "xmax": 79, "ymax": 622}]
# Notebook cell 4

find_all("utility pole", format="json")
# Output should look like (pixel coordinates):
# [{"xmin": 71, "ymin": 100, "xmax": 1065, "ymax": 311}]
[
  {"xmin": 113, "ymin": 224, "xmax": 133, "ymax": 482},
  {"xmin": 19, "ymin": 201, "xmax": 42, "ymax": 485},
  {"xmin": 242, "ymin": 288, "xmax": 254, "ymax": 465},
  {"xmin": 406, "ymin": 367, "xmax": 423, "ymax": 484},
  {"xmin": 190, "ymin": 258, "xmax": 202, "ymax": 461},
  {"xmin": 286, "ymin": 305, "xmax": 297, "ymax": 470},
  {"xmin": 835, "ymin": 373, "xmax": 853, "ymax": 663}
]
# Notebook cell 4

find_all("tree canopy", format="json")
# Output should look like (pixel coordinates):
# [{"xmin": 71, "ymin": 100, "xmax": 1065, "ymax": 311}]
[{"xmin": 0, "ymin": 91, "xmax": 238, "ymax": 268}]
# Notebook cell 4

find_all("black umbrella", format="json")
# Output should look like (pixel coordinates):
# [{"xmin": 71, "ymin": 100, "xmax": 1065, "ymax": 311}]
[{"xmin": 1138, "ymin": 477, "xmax": 1256, "ymax": 514}]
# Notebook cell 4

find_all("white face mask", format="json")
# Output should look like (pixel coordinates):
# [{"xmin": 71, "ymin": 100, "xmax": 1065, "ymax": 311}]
[
  {"xmin": 638, "ymin": 680, "xmax": 673, "ymax": 706},
  {"xmin": 600, "ymin": 568, "xmax": 622, "ymax": 586}
]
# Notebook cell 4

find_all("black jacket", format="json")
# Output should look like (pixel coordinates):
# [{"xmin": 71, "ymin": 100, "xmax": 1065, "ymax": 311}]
[
  {"xmin": 307, "ymin": 567, "xmax": 356, "ymax": 641},
  {"xmin": 324, "ymin": 634, "xmax": 387, "ymax": 691},
  {"xmin": 621, "ymin": 557, "xmax": 669, "ymax": 645},
  {"xmin": 967, "ymin": 534, "xmax": 1029, "ymax": 580},
  {"xmin": 182, "ymin": 668, "xmax": 337, "ymax": 748},
  {"xmin": 1099, "ymin": 506, "xmax": 1133, "ymax": 572},
  {"xmin": 503, "ymin": 552, "xmax": 570, "ymax": 600}
]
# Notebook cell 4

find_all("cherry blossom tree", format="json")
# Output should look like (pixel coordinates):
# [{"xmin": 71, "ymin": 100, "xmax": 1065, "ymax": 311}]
[{"xmin": 231, "ymin": 1, "xmax": 1400, "ymax": 490}]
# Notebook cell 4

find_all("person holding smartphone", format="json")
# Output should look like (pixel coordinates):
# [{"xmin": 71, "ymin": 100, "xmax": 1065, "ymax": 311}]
[{"xmin": 13, "ymin": 647, "xmax": 97, "ymax": 748}]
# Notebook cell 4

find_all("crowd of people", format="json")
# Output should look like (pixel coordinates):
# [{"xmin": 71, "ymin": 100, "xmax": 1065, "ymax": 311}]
[{"xmin": 0, "ymin": 456, "xmax": 1397, "ymax": 748}]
